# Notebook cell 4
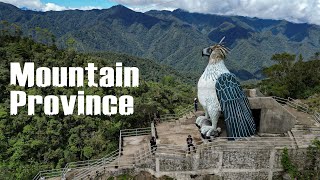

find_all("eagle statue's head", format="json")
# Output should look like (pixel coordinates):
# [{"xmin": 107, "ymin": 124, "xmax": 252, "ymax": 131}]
[{"xmin": 202, "ymin": 37, "xmax": 229, "ymax": 63}]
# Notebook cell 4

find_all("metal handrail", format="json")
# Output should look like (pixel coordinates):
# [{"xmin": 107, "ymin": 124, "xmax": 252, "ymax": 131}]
[
  {"xmin": 313, "ymin": 112, "xmax": 320, "ymax": 123},
  {"xmin": 160, "ymin": 105, "xmax": 194, "ymax": 122},
  {"xmin": 76, "ymin": 135, "xmax": 319, "ymax": 179},
  {"xmin": 32, "ymin": 168, "xmax": 64, "ymax": 180},
  {"xmin": 118, "ymin": 126, "xmax": 152, "ymax": 162},
  {"xmin": 272, "ymin": 96, "xmax": 320, "ymax": 123},
  {"xmin": 121, "ymin": 127, "xmax": 151, "ymax": 131},
  {"xmin": 75, "ymin": 157, "xmax": 134, "ymax": 179},
  {"xmin": 38, "ymin": 99, "xmax": 320, "ymax": 179},
  {"xmin": 120, "ymin": 127, "xmax": 151, "ymax": 136},
  {"xmin": 61, "ymin": 149, "xmax": 119, "ymax": 179},
  {"xmin": 72, "ymin": 152, "xmax": 119, "ymax": 179},
  {"xmin": 70, "ymin": 152, "xmax": 119, "ymax": 179},
  {"xmin": 76, "ymin": 145, "xmax": 153, "ymax": 179},
  {"xmin": 154, "ymin": 136, "xmax": 320, "ymax": 156},
  {"xmin": 273, "ymin": 96, "xmax": 309, "ymax": 112},
  {"xmin": 34, "ymin": 134, "xmax": 319, "ymax": 180}
]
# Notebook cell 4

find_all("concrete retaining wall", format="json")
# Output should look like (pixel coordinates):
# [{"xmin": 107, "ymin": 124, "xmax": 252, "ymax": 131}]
[
  {"xmin": 97, "ymin": 145, "xmax": 317, "ymax": 180},
  {"xmin": 249, "ymin": 97, "xmax": 296, "ymax": 134},
  {"xmin": 140, "ymin": 146, "xmax": 312, "ymax": 180}
]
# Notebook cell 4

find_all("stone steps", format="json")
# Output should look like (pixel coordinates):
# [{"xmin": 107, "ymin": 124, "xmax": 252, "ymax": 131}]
[
  {"xmin": 68, "ymin": 108, "xmax": 320, "ymax": 180},
  {"xmin": 155, "ymin": 111, "xmax": 203, "ymax": 147}
]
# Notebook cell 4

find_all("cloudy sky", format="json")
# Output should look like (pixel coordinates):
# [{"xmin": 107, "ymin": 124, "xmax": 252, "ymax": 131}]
[{"xmin": 1, "ymin": 0, "xmax": 320, "ymax": 25}]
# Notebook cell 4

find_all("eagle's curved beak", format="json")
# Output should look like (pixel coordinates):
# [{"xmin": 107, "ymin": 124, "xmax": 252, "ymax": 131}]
[{"xmin": 202, "ymin": 47, "xmax": 211, "ymax": 57}]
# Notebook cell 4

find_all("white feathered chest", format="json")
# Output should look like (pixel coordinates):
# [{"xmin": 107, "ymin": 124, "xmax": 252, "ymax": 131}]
[{"xmin": 197, "ymin": 60, "xmax": 230, "ymax": 111}]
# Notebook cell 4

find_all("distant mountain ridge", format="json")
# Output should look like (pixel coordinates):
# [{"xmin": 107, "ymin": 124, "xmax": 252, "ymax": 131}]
[{"xmin": 0, "ymin": 2, "xmax": 319, "ymax": 80}]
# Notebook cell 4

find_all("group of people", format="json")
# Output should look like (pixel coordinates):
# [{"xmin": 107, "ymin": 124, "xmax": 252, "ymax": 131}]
[
  {"xmin": 150, "ymin": 134, "xmax": 196, "ymax": 154},
  {"xmin": 149, "ymin": 98, "xmax": 200, "ymax": 155}
]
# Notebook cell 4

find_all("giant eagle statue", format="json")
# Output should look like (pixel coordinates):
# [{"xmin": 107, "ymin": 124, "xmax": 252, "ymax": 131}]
[{"xmin": 196, "ymin": 37, "xmax": 256, "ymax": 138}]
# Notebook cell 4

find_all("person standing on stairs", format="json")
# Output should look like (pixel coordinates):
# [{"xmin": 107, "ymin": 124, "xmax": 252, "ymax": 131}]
[
  {"xmin": 153, "ymin": 110, "xmax": 161, "ymax": 125},
  {"xmin": 187, "ymin": 135, "xmax": 196, "ymax": 153},
  {"xmin": 150, "ymin": 136, "xmax": 157, "ymax": 155},
  {"xmin": 194, "ymin": 98, "xmax": 198, "ymax": 112}
]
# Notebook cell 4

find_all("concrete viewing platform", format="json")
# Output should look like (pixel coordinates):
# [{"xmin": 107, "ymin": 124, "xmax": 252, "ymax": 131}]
[
  {"xmin": 156, "ymin": 111, "xmax": 203, "ymax": 146},
  {"xmin": 83, "ymin": 92, "xmax": 320, "ymax": 180},
  {"xmin": 41, "ymin": 90, "xmax": 320, "ymax": 180}
]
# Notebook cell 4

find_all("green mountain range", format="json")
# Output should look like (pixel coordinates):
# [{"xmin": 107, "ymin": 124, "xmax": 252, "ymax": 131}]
[{"xmin": 1, "ymin": 2, "xmax": 319, "ymax": 80}]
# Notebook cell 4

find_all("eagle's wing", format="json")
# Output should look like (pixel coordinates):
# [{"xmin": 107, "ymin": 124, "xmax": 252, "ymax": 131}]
[{"xmin": 215, "ymin": 73, "xmax": 256, "ymax": 138}]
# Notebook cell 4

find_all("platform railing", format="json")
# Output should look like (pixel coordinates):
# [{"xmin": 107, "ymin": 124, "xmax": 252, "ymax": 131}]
[
  {"xmin": 59, "ymin": 149, "xmax": 119, "ymax": 179},
  {"xmin": 75, "ymin": 155, "xmax": 137, "ymax": 180},
  {"xmin": 159, "ymin": 105, "xmax": 194, "ymax": 122},
  {"xmin": 120, "ymin": 127, "xmax": 152, "ymax": 138},
  {"xmin": 37, "ymin": 98, "xmax": 320, "ymax": 179},
  {"xmin": 314, "ymin": 112, "xmax": 320, "ymax": 124},
  {"xmin": 32, "ymin": 168, "xmax": 64, "ymax": 180},
  {"xmin": 33, "ymin": 134, "xmax": 320, "ymax": 180},
  {"xmin": 62, "ymin": 126, "xmax": 153, "ymax": 180},
  {"xmin": 76, "ymin": 135, "xmax": 320, "ymax": 179},
  {"xmin": 71, "ymin": 151, "xmax": 119, "ymax": 179},
  {"xmin": 76, "ymin": 144, "xmax": 153, "ymax": 180},
  {"xmin": 272, "ymin": 96, "xmax": 320, "ymax": 124},
  {"xmin": 33, "ymin": 125, "xmax": 153, "ymax": 180},
  {"xmin": 118, "ymin": 126, "xmax": 152, "ymax": 163},
  {"xmin": 33, "ymin": 157, "xmax": 121, "ymax": 180},
  {"xmin": 139, "ymin": 136, "xmax": 320, "ymax": 158}
]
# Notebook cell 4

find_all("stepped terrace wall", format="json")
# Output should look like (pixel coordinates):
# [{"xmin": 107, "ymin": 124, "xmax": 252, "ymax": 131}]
[{"xmin": 133, "ymin": 145, "xmax": 315, "ymax": 180}]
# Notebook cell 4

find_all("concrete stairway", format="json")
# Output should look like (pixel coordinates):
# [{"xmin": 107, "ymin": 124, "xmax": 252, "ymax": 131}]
[
  {"xmin": 156, "ymin": 111, "xmax": 202, "ymax": 146},
  {"xmin": 120, "ymin": 135, "xmax": 150, "ymax": 165},
  {"xmin": 35, "ymin": 104, "xmax": 320, "ymax": 180}
]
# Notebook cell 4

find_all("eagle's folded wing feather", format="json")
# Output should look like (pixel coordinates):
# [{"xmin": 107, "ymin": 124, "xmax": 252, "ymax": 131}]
[{"xmin": 216, "ymin": 73, "xmax": 256, "ymax": 138}]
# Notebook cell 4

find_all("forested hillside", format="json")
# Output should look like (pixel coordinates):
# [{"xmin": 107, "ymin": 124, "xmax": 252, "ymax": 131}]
[
  {"xmin": 1, "ymin": 2, "xmax": 320, "ymax": 80},
  {"xmin": 0, "ymin": 32, "xmax": 195, "ymax": 179},
  {"xmin": 259, "ymin": 52, "xmax": 320, "ymax": 104},
  {"xmin": 0, "ymin": 2, "xmax": 319, "ymax": 179}
]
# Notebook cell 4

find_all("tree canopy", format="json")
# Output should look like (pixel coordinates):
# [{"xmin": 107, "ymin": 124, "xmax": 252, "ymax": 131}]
[
  {"xmin": 259, "ymin": 52, "xmax": 320, "ymax": 99},
  {"xmin": 0, "ymin": 33, "xmax": 195, "ymax": 179}
]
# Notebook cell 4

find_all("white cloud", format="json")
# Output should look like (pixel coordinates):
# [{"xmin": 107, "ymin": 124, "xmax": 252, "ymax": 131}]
[
  {"xmin": 0, "ymin": 0, "xmax": 102, "ymax": 11},
  {"xmin": 43, "ymin": 3, "xmax": 67, "ymax": 11},
  {"xmin": 73, "ymin": 6, "xmax": 102, "ymax": 10},
  {"xmin": 112, "ymin": 0, "xmax": 320, "ymax": 25},
  {"xmin": 2, "ymin": 0, "xmax": 320, "ymax": 25},
  {"xmin": 1, "ymin": 0, "xmax": 42, "ymax": 10}
]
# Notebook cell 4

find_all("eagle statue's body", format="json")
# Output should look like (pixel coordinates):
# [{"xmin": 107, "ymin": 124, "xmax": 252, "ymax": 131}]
[{"xmin": 196, "ymin": 39, "xmax": 256, "ymax": 138}]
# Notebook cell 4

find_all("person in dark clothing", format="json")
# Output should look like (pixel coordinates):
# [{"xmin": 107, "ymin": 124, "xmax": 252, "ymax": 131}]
[
  {"xmin": 154, "ymin": 110, "xmax": 161, "ymax": 125},
  {"xmin": 150, "ymin": 136, "xmax": 157, "ymax": 155},
  {"xmin": 194, "ymin": 98, "xmax": 198, "ymax": 112},
  {"xmin": 187, "ymin": 135, "xmax": 196, "ymax": 153}
]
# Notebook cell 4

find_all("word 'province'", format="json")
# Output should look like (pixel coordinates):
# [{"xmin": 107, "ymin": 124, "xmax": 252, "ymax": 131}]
[{"xmin": 10, "ymin": 62, "xmax": 139, "ymax": 116}]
